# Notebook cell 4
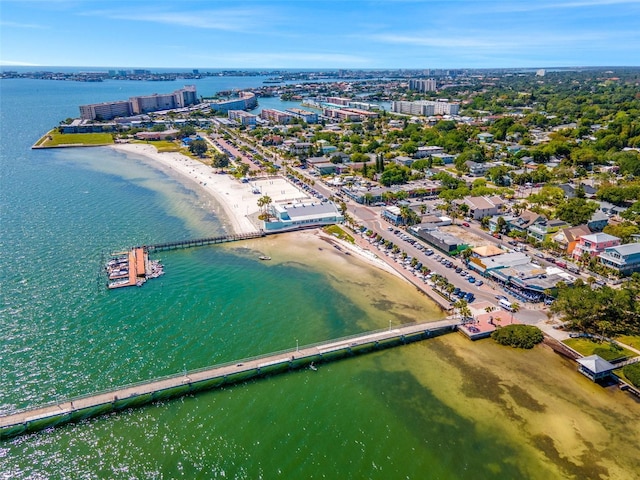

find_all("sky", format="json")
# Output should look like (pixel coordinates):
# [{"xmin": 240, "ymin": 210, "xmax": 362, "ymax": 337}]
[{"xmin": 1, "ymin": 0, "xmax": 639, "ymax": 69}]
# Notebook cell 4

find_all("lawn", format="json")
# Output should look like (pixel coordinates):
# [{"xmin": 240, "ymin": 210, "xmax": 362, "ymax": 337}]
[
  {"xmin": 37, "ymin": 130, "xmax": 114, "ymax": 147},
  {"xmin": 563, "ymin": 337, "xmax": 636, "ymax": 361},
  {"xmin": 324, "ymin": 225, "xmax": 355, "ymax": 244},
  {"xmin": 616, "ymin": 335, "xmax": 640, "ymax": 350}
]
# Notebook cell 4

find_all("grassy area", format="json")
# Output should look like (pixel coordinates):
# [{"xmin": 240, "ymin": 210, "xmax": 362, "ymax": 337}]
[
  {"xmin": 563, "ymin": 337, "xmax": 636, "ymax": 361},
  {"xmin": 131, "ymin": 139, "xmax": 183, "ymax": 153},
  {"xmin": 37, "ymin": 130, "xmax": 114, "ymax": 147},
  {"xmin": 616, "ymin": 335, "xmax": 640, "ymax": 350},
  {"xmin": 324, "ymin": 225, "xmax": 355, "ymax": 244}
]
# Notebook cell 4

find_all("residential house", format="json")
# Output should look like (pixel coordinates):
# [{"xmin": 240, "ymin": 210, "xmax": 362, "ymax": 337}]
[
  {"xmin": 490, "ymin": 210, "xmax": 545, "ymax": 236},
  {"xmin": 587, "ymin": 210, "xmax": 609, "ymax": 232},
  {"xmin": 572, "ymin": 233, "xmax": 621, "ymax": 261},
  {"xmin": 527, "ymin": 219, "xmax": 569, "ymax": 244},
  {"xmin": 552, "ymin": 225, "xmax": 591, "ymax": 255},
  {"xmin": 465, "ymin": 161, "xmax": 489, "ymax": 177},
  {"xmin": 477, "ymin": 132, "xmax": 494, "ymax": 143},
  {"xmin": 598, "ymin": 243, "xmax": 640, "ymax": 275}
]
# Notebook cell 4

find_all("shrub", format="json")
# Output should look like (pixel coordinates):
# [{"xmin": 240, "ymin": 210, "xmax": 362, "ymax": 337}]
[
  {"xmin": 491, "ymin": 324, "xmax": 544, "ymax": 349},
  {"xmin": 623, "ymin": 363, "xmax": 640, "ymax": 388}
]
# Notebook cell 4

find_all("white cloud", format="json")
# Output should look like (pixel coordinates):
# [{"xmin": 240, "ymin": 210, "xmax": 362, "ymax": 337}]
[
  {"xmin": 0, "ymin": 20, "xmax": 48, "ymax": 29},
  {"xmin": 80, "ymin": 7, "xmax": 275, "ymax": 33}
]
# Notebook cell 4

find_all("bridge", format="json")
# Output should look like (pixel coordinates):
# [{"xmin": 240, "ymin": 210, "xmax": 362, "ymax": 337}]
[{"xmin": 0, "ymin": 318, "xmax": 458, "ymax": 440}]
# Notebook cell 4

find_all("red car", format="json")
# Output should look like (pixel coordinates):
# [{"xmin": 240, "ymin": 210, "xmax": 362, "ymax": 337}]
[
  {"xmin": 492, "ymin": 233, "xmax": 502, "ymax": 239},
  {"xmin": 462, "ymin": 222, "xmax": 470, "ymax": 227}
]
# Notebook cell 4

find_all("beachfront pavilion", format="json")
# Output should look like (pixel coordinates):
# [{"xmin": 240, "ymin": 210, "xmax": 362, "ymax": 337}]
[{"xmin": 576, "ymin": 355, "xmax": 617, "ymax": 382}]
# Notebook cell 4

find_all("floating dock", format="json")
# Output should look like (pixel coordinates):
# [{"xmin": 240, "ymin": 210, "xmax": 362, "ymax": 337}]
[{"xmin": 106, "ymin": 247, "xmax": 163, "ymax": 289}]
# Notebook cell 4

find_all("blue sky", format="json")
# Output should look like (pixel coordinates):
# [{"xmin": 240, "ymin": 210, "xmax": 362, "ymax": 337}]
[{"xmin": 1, "ymin": 0, "xmax": 639, "ymax": 69}]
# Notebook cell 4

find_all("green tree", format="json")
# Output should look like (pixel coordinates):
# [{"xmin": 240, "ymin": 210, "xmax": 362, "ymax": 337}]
[
  {"xmin": 189, "ymin": 139, "xmax": 208, "ymax": 157},
  {"xmin": 555, "ymin": 198, "xmax": 598, "ymax": 226}
]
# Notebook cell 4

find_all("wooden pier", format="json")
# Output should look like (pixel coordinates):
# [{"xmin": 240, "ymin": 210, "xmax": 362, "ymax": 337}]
[
  {"xmin": 0, "ymin": 319, "xmax": 458, "ymax": 440},
  {"xmin": 146, "ymin": 231, "xmax": 265, "ymax": 252}
]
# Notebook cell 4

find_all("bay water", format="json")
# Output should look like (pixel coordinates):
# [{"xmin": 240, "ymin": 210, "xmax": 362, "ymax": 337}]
[{"xmin": 1, "ymin": 75, "xmax": 638, "ymax": 479}]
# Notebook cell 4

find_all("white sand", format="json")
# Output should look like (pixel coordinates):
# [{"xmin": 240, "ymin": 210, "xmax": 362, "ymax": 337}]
[
  {"xmin": 109, "ymin": 143, "xmax": 406, "ymax": 283},
  {"xmin": 111, "ymin": 143, "xmax": 265, "ymax": 235}
]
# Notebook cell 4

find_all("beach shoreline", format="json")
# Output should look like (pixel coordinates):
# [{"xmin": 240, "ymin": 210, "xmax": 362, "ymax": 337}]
[{"xmin": 110, "ymin": 143, "xmax": 261, "ymax": 236}]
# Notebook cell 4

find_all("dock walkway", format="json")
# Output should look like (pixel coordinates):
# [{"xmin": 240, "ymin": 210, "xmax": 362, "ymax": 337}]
[{"xmin": 0, "ymin": 318, "xmax": 457, "ymax": 440}]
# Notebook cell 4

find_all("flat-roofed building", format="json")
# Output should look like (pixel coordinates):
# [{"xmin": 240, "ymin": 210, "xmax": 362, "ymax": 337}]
[
  {"xmin": 261, "ymin": 109, "xmax": 293, "ymax": 124},
  {"xmin": 264, "ymin": 202, "xmax": 344, "ymax": 231},
  {"xmin": 228, "ymin": 110, "xmax": 257, "ymax": 126},
  {"xmin": 409, "ymin": 78, "xmax": 437, "ymax": 92},
  {"xmin": 80, "ymin": 100, "xmax": 132, "ymax": 121},
  {"xmin": 286, "ymin": 108, "xmax": 318, "ymax": 124}
]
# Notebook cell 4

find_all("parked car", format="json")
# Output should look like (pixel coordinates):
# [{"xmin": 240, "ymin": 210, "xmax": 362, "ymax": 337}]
[
  {"xmin": 493, "ymin": 233, "xmax": 502, "ymax": 239},
  {"xmin": 468, "ymin": 277, "xmax": 476, "ymax": 283},
  {"xmin": 476, "ymin": 280, "xmax": 484, "ymax": 287},
  {"xmin": 462, "ymin": 222, "xmax": 470, "ymax": 227}
]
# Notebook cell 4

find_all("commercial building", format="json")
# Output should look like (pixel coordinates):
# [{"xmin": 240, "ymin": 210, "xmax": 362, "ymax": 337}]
[{"xmin": 264, "ymin": 202, "xmax": 344, "ymax": 232}]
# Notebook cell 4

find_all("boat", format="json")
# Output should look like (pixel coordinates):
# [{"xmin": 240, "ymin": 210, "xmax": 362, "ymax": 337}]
[{"xmin": 258, "ymin": 255, "xmax": 271, "ymax": 261}]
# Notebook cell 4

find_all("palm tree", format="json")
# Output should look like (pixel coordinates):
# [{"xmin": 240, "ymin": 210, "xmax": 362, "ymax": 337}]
[
  {"xmin": 257, "ymin": 195, "xmax": 273, "ymax": 220},
  {"xmin": 510, "ymin": 302, "xmax": 520, "ymax": 324}
]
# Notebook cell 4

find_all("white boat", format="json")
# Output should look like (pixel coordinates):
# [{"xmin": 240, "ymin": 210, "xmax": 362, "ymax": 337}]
[{"xmin": 259, "ymin": 255, "xmax": 271, "ymax": 261}]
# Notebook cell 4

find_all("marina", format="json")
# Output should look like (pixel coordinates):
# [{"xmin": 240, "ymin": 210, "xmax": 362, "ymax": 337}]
[{"xmin": 105, "ymin": 247, "xmax": 164, "ymax": 289}]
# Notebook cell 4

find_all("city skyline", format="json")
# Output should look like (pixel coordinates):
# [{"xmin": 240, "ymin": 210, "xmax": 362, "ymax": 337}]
[{"xmin": 1, "ymin": 0, "xmax": 639, "ymax": 69}]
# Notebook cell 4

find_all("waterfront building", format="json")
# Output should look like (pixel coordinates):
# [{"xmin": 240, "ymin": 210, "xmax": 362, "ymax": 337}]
[
  {"xmin": 80, "ymin": 100, "xmax": 132, "ymax": 121},
  {"xmin": 80, "ymin": 86, "xmax": 198, "ymax": 120},
  {"xmin": 60, "ymin": 119, "xmax": 117, "ymax": 133},
  {"xmin": 207, "ymin": 91, "xmax": 257, "ymax": 113},
  {"xmin": 264, "ymin": 202, "xmax": 344, "ymax": 232},
  {"xmin": 409, "ymin": 78, "xmax": 437, "ymax": 92}
]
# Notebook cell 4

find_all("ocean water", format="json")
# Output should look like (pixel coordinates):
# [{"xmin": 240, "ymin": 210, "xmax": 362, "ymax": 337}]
[{"xmin": 1, "ymin": 76, "xmax": 639, "ymax": 479}]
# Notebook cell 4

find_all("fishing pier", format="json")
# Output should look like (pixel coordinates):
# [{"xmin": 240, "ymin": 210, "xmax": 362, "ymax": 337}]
[{"xmin": 0, "ymin": 318, "xmax": 458, "ymax": 440}]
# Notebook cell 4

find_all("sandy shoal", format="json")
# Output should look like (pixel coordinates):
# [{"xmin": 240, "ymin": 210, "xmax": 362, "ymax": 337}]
[{"xmin": 110, "ymin": 143, "xmax": 260, "ymax": 235}]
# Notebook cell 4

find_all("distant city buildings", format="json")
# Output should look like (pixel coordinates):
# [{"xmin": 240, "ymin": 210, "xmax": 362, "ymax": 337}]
[
  {"xmin": 408, "ymin": 78, "xmax": 437, "ymax": 92},
  {"xmin": 79, "ymin": 86, "xmax": 198, "ymax": 120}
]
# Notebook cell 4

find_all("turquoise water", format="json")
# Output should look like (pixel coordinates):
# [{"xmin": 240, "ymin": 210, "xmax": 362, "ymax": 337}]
[{"xmin": 1, "ymin": 76, "xmax": 639, "ymax": 479}]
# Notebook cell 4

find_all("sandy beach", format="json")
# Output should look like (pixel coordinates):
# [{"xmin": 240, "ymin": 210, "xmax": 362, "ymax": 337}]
[
  {"xmin": 111, "ymin": 143, "xmax": 263, "ymax": 235},
  {"xmin": 109, "ymin": 143, "xmax": 414, "ymax": 283}
]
